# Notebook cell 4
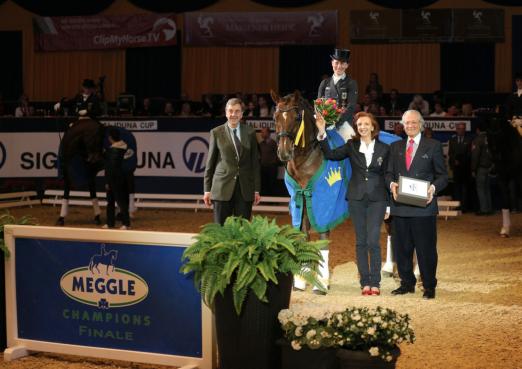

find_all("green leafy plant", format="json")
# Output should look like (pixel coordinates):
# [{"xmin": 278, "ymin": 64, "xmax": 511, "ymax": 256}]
[
  {"xmin": 0, "ymin": 212, "xmax": 37, "ymax": 257},
  {"xmin": 181, "ymin": 215, "xmax": 327, "ymax": 315},
  {"xmin": 314, "ymin": 98, "xmax": 345, "ymax": 126},
  {"xmin": 279, "ymin": 305, "xmax": 415, "ymax": 362}
]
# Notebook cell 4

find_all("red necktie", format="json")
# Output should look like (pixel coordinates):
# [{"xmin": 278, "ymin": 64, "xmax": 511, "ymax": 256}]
[{"xmin": 406, "ymin": 139, "xmax": 414, "ymax": 170}]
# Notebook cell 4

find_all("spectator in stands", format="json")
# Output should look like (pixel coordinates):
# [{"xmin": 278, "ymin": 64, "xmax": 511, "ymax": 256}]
[
  {"xmin": 257, "ymin": 96, "xmax": 274, "ymax": 118},
  {"xmin": 103, "ymin": 128, "xmax": 130, "ymax": 230},
  {"xmin": 259, "ymin": 127, "xmax": 279, "ymax": 196},
  {"xmin": 14, "ymin": 94, "xmax": 34, "ymax": 117},
  {"xmin": 408, "ymin": 94, "xmax": 430, "ymax": 116},
  {"xmin": 368, "ymin": 89, "xmax": 381, "ymax": 105},
  {"xmin": 135, "ymin": 97, "xmax": 153, "ymax": 116},
  {"xmin": 471, "ymin": 120, "xmax": 494, "ymax": 216},
  {"xmin": 163, "ymin": 101, "xmax": 175, "ymax": 116},
  {"xmin": 368, "ymin": 103, "xmax": 380, "ymax": 116},
  {"xmin": 199, "ymin": 94, "xmax": 218, "ymax": 118},
  {"xmin": 354, "ymin": 103, "xmax": 362, "ymax": 114},
  {"xmin": 430, "ymin": 102, "xmax": 447, "ymax": 117},
  {"xmin": 178, "ymin": 102, "xmax": 195, "ymax": 117},
  {"xmin": 448, "ymin": 122, "xmax": 472, "ymax": 212},
  {"xmin": 461, "ymin": 103, "xmax": 474, "ymax": 117},
  {"xmin": 378, "ymin": 106, "xmax": 387, "ymax": 116},
  {"xmin": 244, "ymin": 101, "xmax": 259, "ymax": 117},
  {"xmin": 393, "ymin": 121, "xmax": 406, "ymax": 138},
  {"xmin": 384, "ymin": 88, "xmax": 403, "ymax": 116},
  {"xmin": 365, "ymin": 72, "xmax": 383, "ymax": 100},
  {"xmin": 361, "ymin": 94, "xmax": 372, "ymax": 113},
  {"xmin": 446, "ymin": 105, "xmax": 460, "ymax": 117},
  {"xmin": 249, "ymin": 93, "xmax": 259, "ymax": 105}
]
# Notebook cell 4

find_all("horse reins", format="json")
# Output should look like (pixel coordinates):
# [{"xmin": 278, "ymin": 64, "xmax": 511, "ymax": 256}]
[{"xmin": 274, "ymin": 105, "xmax": 302, "ymax": 141}]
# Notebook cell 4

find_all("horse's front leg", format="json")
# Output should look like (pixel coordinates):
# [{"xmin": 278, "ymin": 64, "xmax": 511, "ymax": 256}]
[
  {"xmin": 313, "ymin": 230, "xmax": 330, "ymax": 295},
  {"xmin": 56, "ymin": 176, "xmax": 70, "ymax": 226},
  {"xmin": 88, "ymin": 172, "xmax": 102, "ymax": 226},
  {"xmin": 293, "ymin": 208, "xmax": 312, "ymax": 291},
  {"xmin": 381, "ymin": 218, "xmax": 395, "ymax": 277}
]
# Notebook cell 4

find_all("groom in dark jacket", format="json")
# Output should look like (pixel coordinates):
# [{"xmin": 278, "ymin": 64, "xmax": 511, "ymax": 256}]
[
  {"xmin": 203, "ymin": 98, "xmax": 261, "ymax": 225},
  {"xmin": 386, "ymin": 110, "xmax": 448, "ymax": 299}
]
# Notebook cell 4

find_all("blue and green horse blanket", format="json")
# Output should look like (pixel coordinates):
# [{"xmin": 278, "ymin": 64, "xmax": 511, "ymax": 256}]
[{"xmin": 285, "ymin": 129, "xmax": 351, "ymax": 233}]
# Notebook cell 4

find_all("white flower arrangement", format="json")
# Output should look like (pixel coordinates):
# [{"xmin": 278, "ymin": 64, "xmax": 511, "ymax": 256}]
[{"xmin": 278, "ymin": 305, "xmax": 415, "ymax": 362}]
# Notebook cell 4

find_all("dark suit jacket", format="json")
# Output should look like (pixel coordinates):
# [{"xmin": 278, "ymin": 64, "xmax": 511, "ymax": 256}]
[
  {"xmin": 320, "ymin": 138, "xmax": 390, "ymax": 201},
  {"xmin": 318, "ymin": 76, "xmax": 358, "ymax": 124},
  {"xmin": 385, "ymin": 137, "xmax": 448, "ymax": 217},
  {"xmin": 204, "ymin": 123, "xmax": 260, "ymax": 202}
]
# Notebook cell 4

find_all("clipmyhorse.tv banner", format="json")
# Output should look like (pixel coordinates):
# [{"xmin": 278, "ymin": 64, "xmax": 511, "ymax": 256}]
[
  {"xmin": 34, "ymin": 14, "xmax": 177, "ymax": 51},
  {"xmin": 184, "ymin": 11, "xmax": 337, "ymax": 46}
]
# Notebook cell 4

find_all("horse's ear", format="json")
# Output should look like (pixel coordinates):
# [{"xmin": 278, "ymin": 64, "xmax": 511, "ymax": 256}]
[
  {"xmin": 293, "ymin": 90, "xmax": 302, "ymax": 101},
  {"xmin": 270, "ymin": 90, "xmax": 280, "ymax": 104}
]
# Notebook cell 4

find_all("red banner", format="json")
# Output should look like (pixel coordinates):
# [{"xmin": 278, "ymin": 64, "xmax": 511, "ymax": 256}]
[
  {"xmin": 184, "ymin": 11, "xmax": 337, "ymax": 46},
  {"xmin": 34, "ymin": 14, "xmax": 177, "ymax": 51}
]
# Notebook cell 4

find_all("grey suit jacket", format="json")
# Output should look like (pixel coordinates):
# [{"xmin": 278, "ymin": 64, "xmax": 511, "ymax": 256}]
[
  {"xmin": 204, "ymin": 123, "xmax": 261, "ymax": 201},
  {"xmin": 385, "ymin": 137, "xmax": 448, "ymax": 217}
]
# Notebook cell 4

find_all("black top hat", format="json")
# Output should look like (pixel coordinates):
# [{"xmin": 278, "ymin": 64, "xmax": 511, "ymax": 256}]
[
  {"xmin": 82, "ymin": 79, "xmax": 96, "ymax": 89},
  {"xmin": 330, "ymin": 48, "xmax": 351, "ymax": 62}
]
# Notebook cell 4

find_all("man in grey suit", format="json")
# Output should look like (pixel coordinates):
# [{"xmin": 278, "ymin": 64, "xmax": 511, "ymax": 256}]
[
  {"xmin": 386, "ymin": 110, "xmax": 448, "ymax": 299},
  {"xmin": 203, "ymin": 98, "xmax": 261, "ymax": 225}
]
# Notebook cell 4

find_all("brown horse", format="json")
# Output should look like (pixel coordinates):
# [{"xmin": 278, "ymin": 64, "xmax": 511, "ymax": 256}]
[
  {"xmin": 271, "ymin": 90, "xmax": 324, "ymax": 236},
  {"xmin": 271, "ymin": 90, "xmax": 351, "ymax": 292}
]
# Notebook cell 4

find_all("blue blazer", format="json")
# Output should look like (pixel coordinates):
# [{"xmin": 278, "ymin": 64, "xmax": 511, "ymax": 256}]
[
  {"xmin": 385, "ymin": 137, "xmax": 448, "ymax": 217},
  {"xmin": 320, "ymin": 138, "xmax": 390, "ymax": 202}
]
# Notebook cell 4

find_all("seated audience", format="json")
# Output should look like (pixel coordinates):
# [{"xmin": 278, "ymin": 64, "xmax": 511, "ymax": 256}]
[
  {"xmin": 408, "ymin": 94, "xmax": 430, "ymax": 116},
  {"xmin": 430, "ymin": 102, "xmax": 447, "ymax": 117},
  {"xmin": 14, "ymin": 94, "xmax": 34, "ymax": 117}
]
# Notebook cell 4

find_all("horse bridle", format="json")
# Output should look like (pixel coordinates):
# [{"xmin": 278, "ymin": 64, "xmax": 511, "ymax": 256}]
[{"xmin": 274, "ymin": 104, "xmax": 302, "ymax": 141}]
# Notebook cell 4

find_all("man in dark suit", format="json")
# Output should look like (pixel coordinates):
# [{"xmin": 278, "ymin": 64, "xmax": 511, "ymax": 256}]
[
  {"xmin": 317, "ymin": 48, "xmax": 358, "ymax": 129},
  {"xmin": 448, "ymin": 122, "xmax": 472, "ymax": 212},
  {"xmin": 386, "ymin": 110, "xmax": 448, "ymax": 299},
  {"xmin": 203, "ymin": 98, "xmax": 261, "ymax": 225}
]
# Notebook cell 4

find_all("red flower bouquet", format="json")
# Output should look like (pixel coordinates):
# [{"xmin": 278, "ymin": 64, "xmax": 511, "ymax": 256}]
[{"xmin": 314, "ymin": 98, "xmax": 345, "ymax": 126}]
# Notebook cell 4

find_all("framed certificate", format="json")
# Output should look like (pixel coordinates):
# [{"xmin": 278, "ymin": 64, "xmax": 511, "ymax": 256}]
[{"xmin": 397, "ymin": 176, "xmax": 430, "ymax": 207}]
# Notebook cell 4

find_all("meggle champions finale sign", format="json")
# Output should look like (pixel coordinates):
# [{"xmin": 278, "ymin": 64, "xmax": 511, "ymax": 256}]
[{"xmin": 4, "ymin": 226, "xmax": 212, "ymax": 368}]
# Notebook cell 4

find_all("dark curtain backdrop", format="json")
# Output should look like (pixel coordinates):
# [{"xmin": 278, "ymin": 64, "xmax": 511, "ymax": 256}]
[
  {"xmin": 483, "ymin": 0, "xmax": 522, "ymax": 5},
  {"xmin": 0, "ymin": 31, "xmax": 22, "ymax": 101},
  {"xmin": 279, "ymin": 44, "xmax": 334, "ymax": 100},
  {"xmin": 513, "ymin": 16, "xmax": 522, "ymax": 83},
  {"xmin": 251, "ymin": 0, "xmax": 325, "ymax": 7},
  {"xmin": 125, "ymin": 33, "xmax": 181, "ymax": 101},
  {"xmin": 12, "ymin": 0, "xmax": 114, "ymax": 16},
  {"xmin": 441, "ymin": 43, "xmax": 495, "ymax": 92},
  {"xmin": 127, "ymin": 0, "xmax": 218, "ymax": 12}
]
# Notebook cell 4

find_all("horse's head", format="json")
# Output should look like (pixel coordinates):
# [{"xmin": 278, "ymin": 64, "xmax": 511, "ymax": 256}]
[{"xmin": 271, "ymin": 90, "xmax": 316, "ymax": 162}]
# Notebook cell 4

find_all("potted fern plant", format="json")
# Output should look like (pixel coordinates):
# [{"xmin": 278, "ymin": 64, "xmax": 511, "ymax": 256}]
[
  {"xmin": 0, "ymin": 211, "xmax": 36, "ymax": 350},
  {"xmin": 181, "ymin": 215, "xmax": 327, "ymax": 369}
]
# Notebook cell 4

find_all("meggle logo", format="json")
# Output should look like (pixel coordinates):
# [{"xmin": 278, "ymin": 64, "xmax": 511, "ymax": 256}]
[{"xmin": 60, "ymin": 244, "xmax": 148, "ymax": 309}]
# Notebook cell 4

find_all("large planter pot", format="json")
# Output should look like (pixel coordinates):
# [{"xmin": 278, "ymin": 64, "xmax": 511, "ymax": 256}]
[
  {"xmin": 278, "ymin": 339, "xmax": 339, "ymax": 369},
  {"xmin": 214, "ymin": 273, "xmax": 293, "ymax": 369},
  {"xmin": 336, "ymin": 347, "xmax": 400, "ymax": 369}
]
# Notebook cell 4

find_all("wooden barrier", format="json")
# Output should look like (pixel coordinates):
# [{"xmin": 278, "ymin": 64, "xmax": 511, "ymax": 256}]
[
  {"xmin": 0, "ymin": 191, "xmax": 40, "ymax": 209},
  {"xmin": 40, "ymin": 190, "xmax": 460, "ymax": 219}
]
